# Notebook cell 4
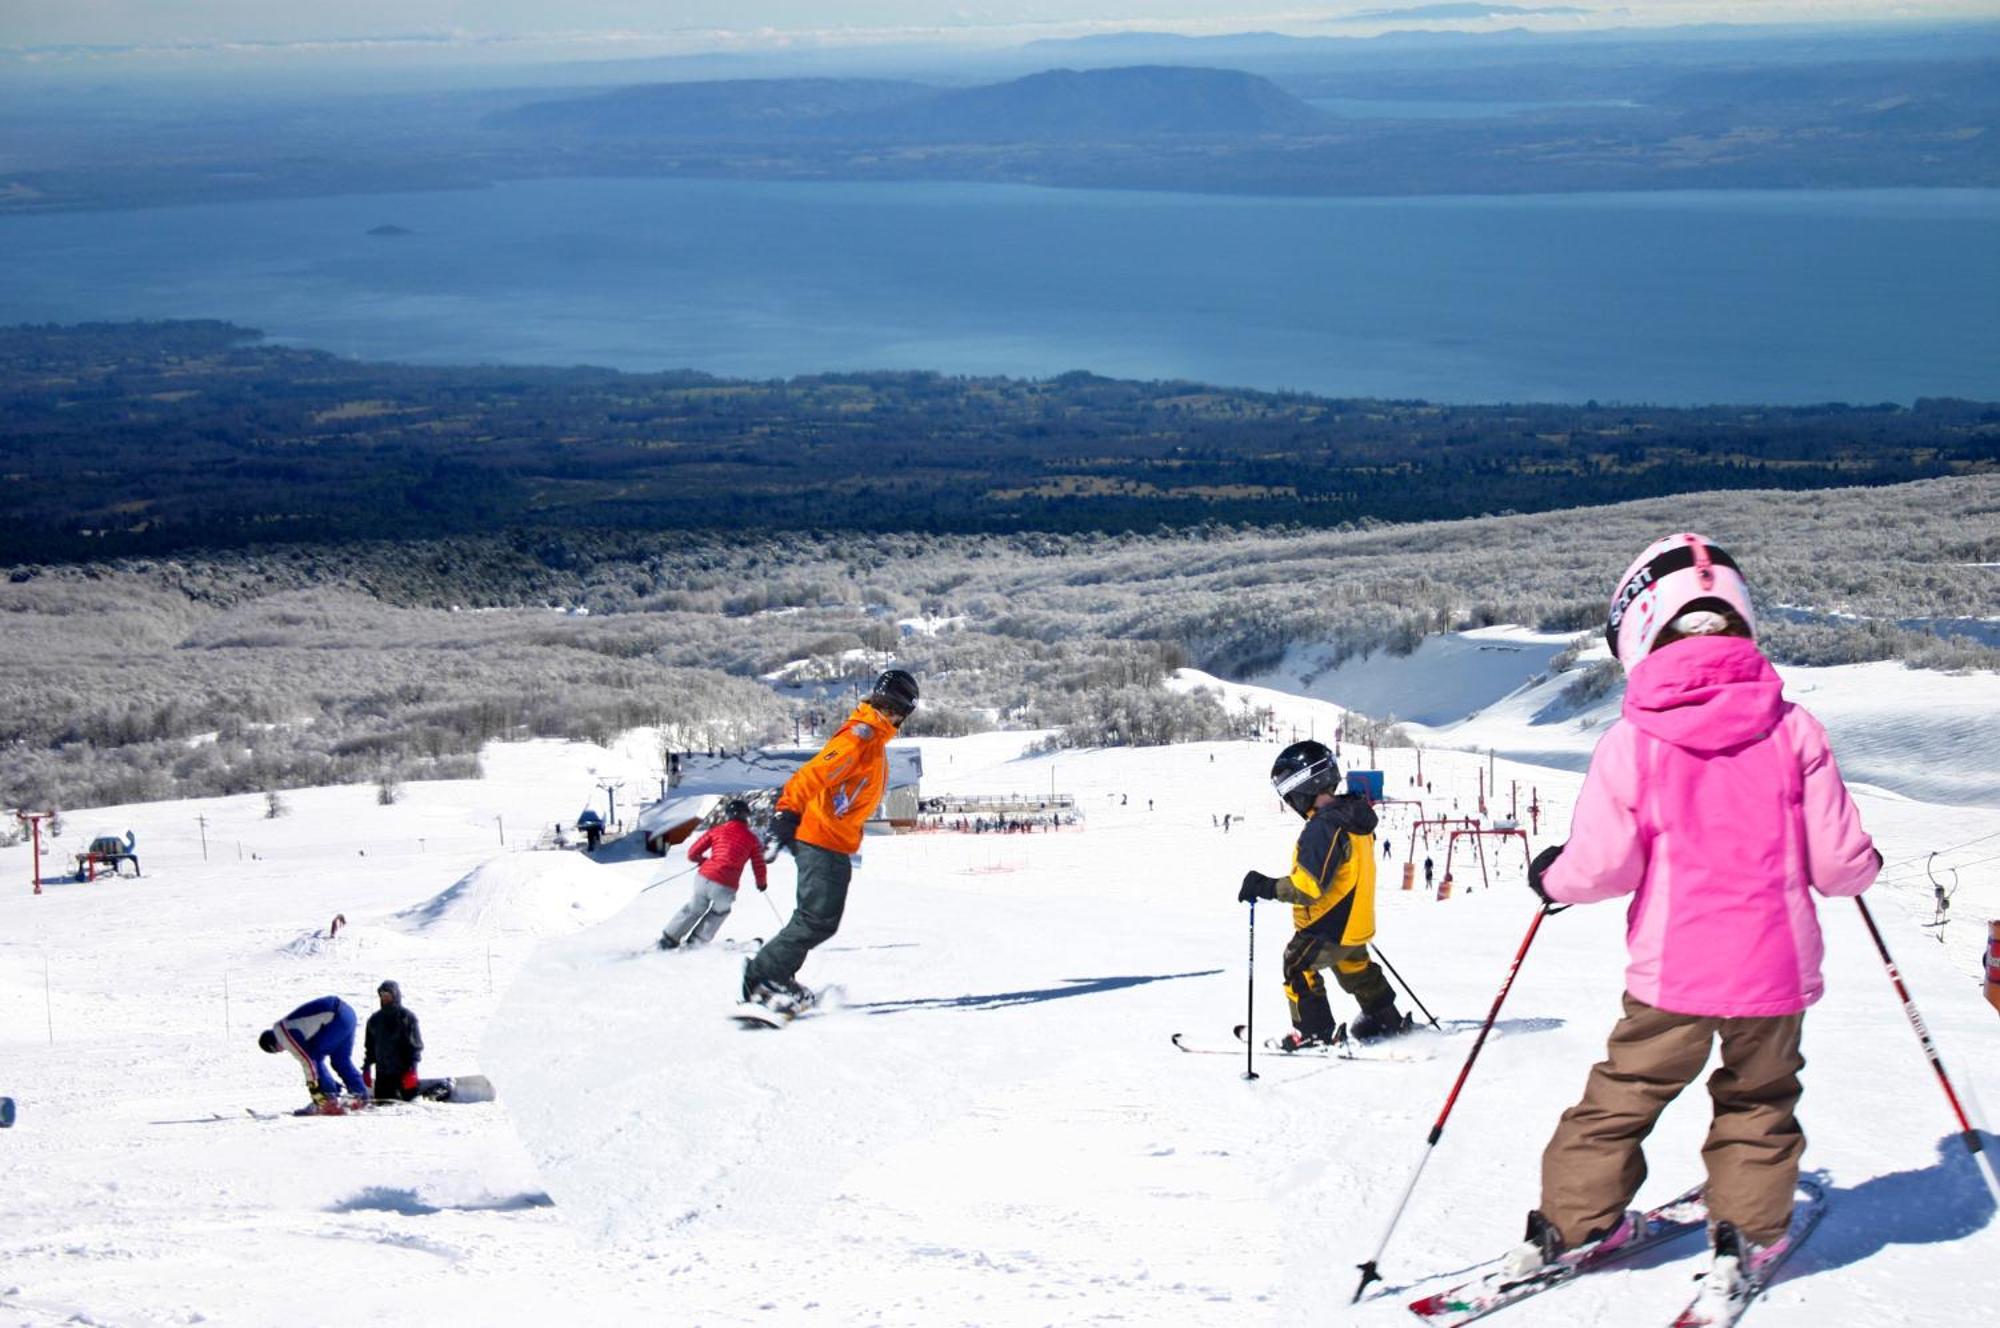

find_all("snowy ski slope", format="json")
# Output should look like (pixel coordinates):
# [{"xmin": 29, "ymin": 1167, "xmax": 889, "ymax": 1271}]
[{"xmin": 1, "ymin": 649, "xmax": 1995, "ymax": 1326}]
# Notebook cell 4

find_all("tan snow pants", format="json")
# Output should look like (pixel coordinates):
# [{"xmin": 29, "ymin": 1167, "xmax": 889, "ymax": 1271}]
[{"xmin": 1540, "ymin": 993, "xmax": 1804, "ymax": 1248}]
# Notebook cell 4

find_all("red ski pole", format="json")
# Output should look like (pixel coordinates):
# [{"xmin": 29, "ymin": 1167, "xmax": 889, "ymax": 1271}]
[
  {"xmin": 1853, "ymin": 897, "xmax": 2000, "ymax": 1204},
  {"xmin": 1352, "ymin": 903, "xmax": 1555, "ymax": 1302}
]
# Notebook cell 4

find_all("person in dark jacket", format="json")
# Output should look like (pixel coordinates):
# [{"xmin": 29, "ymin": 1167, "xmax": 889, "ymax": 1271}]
[
  {"xmin": 660, "ymin": 800, "xmax": 769, "ymax": 950},
  {"xmin": 362, "ymin": 979, "xmax": 426, "ymax": 1102},
  {"xmin": 258, "ymin": 994, "xmax": 369, "ymax": 1105},
  {"xmin": 1238, "ymin": 740, "xmax": 1410, "ymax": 1050}
]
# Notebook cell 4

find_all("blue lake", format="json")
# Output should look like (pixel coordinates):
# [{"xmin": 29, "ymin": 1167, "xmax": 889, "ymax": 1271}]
[{"xmin": 1, "ymin": 177, "xmax": 1997, "ymax": 404}]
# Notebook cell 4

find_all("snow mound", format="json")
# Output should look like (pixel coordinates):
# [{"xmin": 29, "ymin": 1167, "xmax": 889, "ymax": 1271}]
[
  {"xmin": 279, "ymin": 930, "xmax": 357, "ymax": 960},
  {"xmin": 393, "ymin": 853, "xmax": 642, "ymax": 939}
]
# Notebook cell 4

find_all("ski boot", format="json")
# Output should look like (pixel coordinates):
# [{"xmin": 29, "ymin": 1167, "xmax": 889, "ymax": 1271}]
[
  {"xmin": 1501, "ymin": 1209, "xmax": 1637, "ymax": 1280},
  {"xmin": 742, "ymin": 961, "xmax": 813, "ymax": 1015},
  {"xmin": 657, "ymin": 932, "xmax": 681, "ymax": 951},
  {"xmin": 1693, "ymin": 1220, "xmax": 1788, "ymax": 1309},
  {"xmin": 1273, "ymin": 1028, "xmax": 1337, "ymax": 1053},
  {"xmin": 1500, "ymin": 1211, "xmax": 1568, "ymax": 1280},
  {"xmin": 1348, "ymin": 1001, "xmax": 1415, "ymax": 1043}
]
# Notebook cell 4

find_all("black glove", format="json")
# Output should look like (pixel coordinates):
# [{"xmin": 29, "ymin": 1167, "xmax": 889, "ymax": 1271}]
[
  {"xmin": 769, "ymin": 811, "xmax": 800, "ymax": 851},
  {"xmin": 1238, "ymin": 870, "xmax": 1281, "ymax": 903},
  {"xmin": 1528, "ymin": 844, "xmax": 1565, "ymax": 905}
]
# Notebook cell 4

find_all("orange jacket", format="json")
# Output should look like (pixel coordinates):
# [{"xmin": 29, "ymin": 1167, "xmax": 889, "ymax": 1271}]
[{"xmin": 778, "ymin": 701, "xmax": 898, "ymax": 855}]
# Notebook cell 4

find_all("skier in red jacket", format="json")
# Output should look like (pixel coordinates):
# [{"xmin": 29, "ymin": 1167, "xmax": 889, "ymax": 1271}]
[{"xmin": 659, "ymin": 800, "xmax": 769, "ymax": 950}]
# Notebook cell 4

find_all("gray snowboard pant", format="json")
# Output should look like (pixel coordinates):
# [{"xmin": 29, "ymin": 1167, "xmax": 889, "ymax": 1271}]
[
  {"xmin": 747, "ymin": 841, "xmax": 851, "ymax": 988},
  {"xmin": 1540, "ymin": 992, "xmax": 1806, "ymax": 1248},
  {"xmin": 663, "ymin": 877, "xmax": 737, "ymax": 947}
]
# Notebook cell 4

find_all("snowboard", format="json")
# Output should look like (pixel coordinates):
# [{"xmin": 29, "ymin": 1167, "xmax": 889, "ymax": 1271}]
[
  {"xmin": 435, "ymin": 1073, "xmax": 496, "ymax": 1104},
  {"xmin": 729, "ymin": 985, "xmax": 843, "ymax": 1029},
  {"xmin": 1, "ymin": 1096, "xmax": 15, "ymax": 1128}
]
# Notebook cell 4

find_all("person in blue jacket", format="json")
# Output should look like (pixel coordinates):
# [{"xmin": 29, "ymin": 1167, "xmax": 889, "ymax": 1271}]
[{"xmin": 258, "ymin": 995, "xmax": 369, "ymax": 1105}]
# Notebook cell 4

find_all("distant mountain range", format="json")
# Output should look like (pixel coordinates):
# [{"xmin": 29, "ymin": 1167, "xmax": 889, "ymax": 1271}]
[
  {"xmin": 487, "ymin": 66, "xmax": 1331, "ymax": 141},
  {"xmin": 6, "ymin": 23, "xmax": 1999, "ymax": 212}
]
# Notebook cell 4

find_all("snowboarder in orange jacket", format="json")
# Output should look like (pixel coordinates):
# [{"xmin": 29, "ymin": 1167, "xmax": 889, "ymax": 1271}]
[{"xmin": 741, "ymin": 669, "xmax": 918, "ymax": 1012}]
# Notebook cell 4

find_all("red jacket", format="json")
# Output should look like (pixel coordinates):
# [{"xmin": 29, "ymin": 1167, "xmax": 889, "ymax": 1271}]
[{"xmin": 686, "ymin": 819, "xmax": 768, "ymax": 891}]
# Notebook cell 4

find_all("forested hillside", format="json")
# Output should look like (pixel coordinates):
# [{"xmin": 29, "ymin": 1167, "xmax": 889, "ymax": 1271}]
[{"xmin": 2, "ymin": 322, "xmax": 1992, "ymax": 563}]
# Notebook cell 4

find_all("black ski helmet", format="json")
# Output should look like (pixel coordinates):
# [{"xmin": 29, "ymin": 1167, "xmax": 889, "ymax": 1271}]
[
  {"xmin": 1271, "ymin": 740, "xmax": 1340, "ymax": 818},
  {"xmin": 724, "ymin": 798, "xmax": 751, "ymax": 821},
  {"xmin": 257, "ymin": 1029, "xmax": 280, "ymax": 1053},
  {"xmin": 866, "ymin": 668, "xmax": 919, "ymax": 721}
]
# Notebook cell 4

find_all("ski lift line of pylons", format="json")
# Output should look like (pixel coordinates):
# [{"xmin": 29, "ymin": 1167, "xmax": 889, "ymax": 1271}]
[
  {"xmin": 1873, "ymin": 828, "xmax": 2000, "ymax": 881},
  {"xmin": 1875, "ymin": 847, "xmax": 2000, "ymax": 890}
]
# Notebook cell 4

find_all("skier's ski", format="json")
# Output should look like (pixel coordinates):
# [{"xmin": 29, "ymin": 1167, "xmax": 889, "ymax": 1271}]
[
  {"xmin": 1241, "ymin": 1022, "xmax": 1436, "ymax": 1061},
  {"xmin": 1170, "ymin": 1031, "xmax": 1415, "ymax": 1062},
  {"xmin": 1407, "ymin": 1184, "xmax": 1708, "ymax": 1326},
  {"xmin": 1, "ymin": 1096, "xmax": 16, "ymax": 1128},
  {"xmin": 289, "ymin": 1099, "xmax": 374, "ymax": 1117},
  {"xmin": 1667, "ymin": 1180, "xmax": 1826, "ymax": 1328}
]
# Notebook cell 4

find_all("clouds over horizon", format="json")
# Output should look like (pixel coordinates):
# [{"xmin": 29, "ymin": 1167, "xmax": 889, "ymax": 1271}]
[
  {"xmin": 1338, "ymin": 3, "xmax": 1595, "ymax": 19},
  {"xmin": 3, "ymin": 1, "xmax": 1993, "ymax": 67}
]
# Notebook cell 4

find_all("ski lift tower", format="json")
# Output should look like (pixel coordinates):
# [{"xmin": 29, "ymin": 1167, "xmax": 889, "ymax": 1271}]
[
  {"xmin": 1441, "ymin": 824, "xmax": 1534, "ymax": 894},
  {"xmin": 14, "ymin": 810, "xmax": 54, "ymax": 895}
]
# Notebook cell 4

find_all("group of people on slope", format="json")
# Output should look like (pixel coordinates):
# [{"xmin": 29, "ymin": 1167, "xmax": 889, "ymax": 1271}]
[
  {"xmin": 1245, "ymin": 531, "xmax": 1880, "ymax": 1304},
  {"xmin": 655, "ymin": 668, "xmax": 921, "ymax": 1018},
  {"xmin": 653, "ymin": 532, "xmax": 1882, "ymax": 1307},
  {"xmin": 258, "ymin": 980, "xmax": 432, "ymax": 1112}
]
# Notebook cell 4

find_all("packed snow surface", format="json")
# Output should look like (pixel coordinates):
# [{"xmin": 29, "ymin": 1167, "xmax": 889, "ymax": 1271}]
[
  {"xmin": 1, "ymin": 664, "xmax": 1996, "ymax": 1326},
  {"xmin": 393, "ymin": 852, "xmax": 644, "ymax": 939}
]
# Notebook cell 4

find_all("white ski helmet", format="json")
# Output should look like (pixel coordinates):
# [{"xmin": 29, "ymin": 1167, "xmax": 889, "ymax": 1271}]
[{"xmin": 1605, "ymin": 532, "xmax": 1755, "ymax": 670}]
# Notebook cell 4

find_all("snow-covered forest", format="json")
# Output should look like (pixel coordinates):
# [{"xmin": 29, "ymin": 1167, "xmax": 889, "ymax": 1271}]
[{"xmin": 3, "ymin": 474, "xmax": 1994, "ymax": 813}]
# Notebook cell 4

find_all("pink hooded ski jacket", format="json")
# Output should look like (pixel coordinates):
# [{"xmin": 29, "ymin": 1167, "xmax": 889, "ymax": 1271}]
[{"xmin": 1542, "ymin": 635, "xmax": 1879, "ymax": 1017}]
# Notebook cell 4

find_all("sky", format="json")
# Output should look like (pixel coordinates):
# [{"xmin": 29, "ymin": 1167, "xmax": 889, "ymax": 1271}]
[{"xmin": 6, "ymin": 0, "xmax": 1999, "ymax": 63}]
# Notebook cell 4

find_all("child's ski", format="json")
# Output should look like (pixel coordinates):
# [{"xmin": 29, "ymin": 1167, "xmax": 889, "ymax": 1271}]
[
  {"xmin": 1407, "ymin": 1184, "xmax": 1708, "ymax": 1326},
  {"xmin": 1667, "ymin": 1180, "xmax": 1826, "ymax": 1328},
  {"xmin": 1169, "ymin": 1031, "xmax": 1423, "ymax": 1063}
]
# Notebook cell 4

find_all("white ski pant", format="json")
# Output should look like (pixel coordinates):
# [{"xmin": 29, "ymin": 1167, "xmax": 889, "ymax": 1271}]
[{"xmin": 663, "ymin": 877, "xmax": 737, "ymax": 946}]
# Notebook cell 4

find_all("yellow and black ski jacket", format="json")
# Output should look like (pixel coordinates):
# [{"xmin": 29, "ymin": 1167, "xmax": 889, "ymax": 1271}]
[{"xmin": 1274, "ymin": 795, "xmax": 1380, "ymax": 947}]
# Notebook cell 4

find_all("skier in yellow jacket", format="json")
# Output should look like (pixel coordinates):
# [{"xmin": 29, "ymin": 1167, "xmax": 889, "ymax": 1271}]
[
  {"xmin": 1238, "ymin": 739, "xmax": 1410, "ymax": 1049},
  {"xmin": 741, "ymin": 668, "xmax": 919, "ymax": 1013}
]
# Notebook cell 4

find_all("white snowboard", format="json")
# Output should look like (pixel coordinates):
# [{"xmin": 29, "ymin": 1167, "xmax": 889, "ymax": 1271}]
[{"xmin": 728, "ymin": 985, "xmax": 844, "ymax": 1029}]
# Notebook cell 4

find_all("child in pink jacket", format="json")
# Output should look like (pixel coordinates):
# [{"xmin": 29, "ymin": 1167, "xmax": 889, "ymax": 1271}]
[{"xmin": 1505, "ymin": 533, "xmax": 1880, "ymax": 1299}]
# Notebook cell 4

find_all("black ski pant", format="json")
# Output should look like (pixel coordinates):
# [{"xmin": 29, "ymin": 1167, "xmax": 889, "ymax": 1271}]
[
  {"xmin": 748, "ymin": 841, "xmax": 851, "ymax": 988},
  {"xmin": 1282, "ymin": 932, "xmax": 1393, "ymax": 1039}
]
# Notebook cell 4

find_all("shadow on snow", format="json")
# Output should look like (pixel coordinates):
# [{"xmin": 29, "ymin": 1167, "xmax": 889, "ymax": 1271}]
[
  {"xmin": 1802, "ymin": 1132, "xmax": 1997, "ymax": 1274},
  {"xmin": 852, "ymin": 968, "xmax": 1224, "ymax": 1014},
  {"xmin": 328, "ymin": 1186, "xmax": 556, "ymax": 1215}
]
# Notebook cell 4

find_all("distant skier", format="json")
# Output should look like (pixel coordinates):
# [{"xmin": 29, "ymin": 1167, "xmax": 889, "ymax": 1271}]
[
  {"xmin": 740, "ymin": 669, "xmax": 918, "ymax": 1013},
  {"xmin": 1423, "ymin": 855, "xmax": 1435, "ymax": 889},
  {"xmin": 362, "ymin": 980, "xmax": 426, "ymax": 1102},
  {"xmin": 660, "ymin": 799, "xmax": 768, "ymax": 950},
  {"xmin": 258, "ymin": 995, "xmax": 369, "ymax": 1107},
  {"xmin": 1504, "ymin": 533, "xmax": 1880, "ymax": 1304},
  {"xmin": 1237, "ymin": 740, "xmax": 1409, "ymax": 1050}
]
